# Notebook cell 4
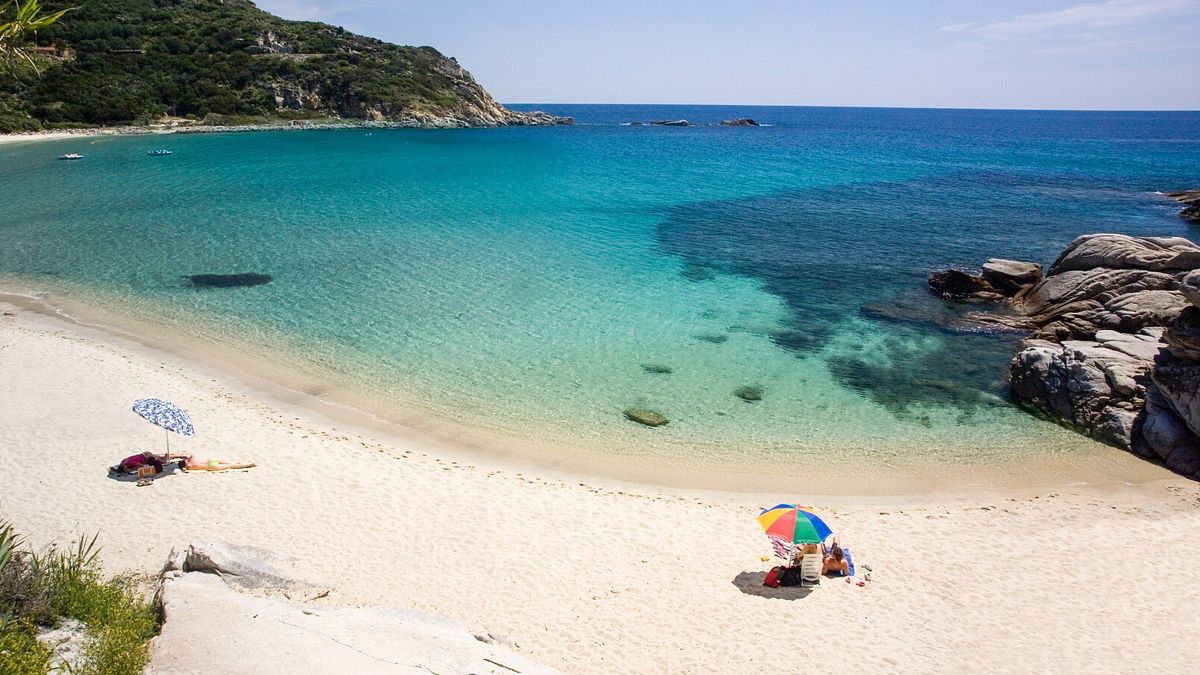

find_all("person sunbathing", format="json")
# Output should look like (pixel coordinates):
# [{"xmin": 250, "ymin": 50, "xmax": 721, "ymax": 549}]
[
  {"xmin": 822, "ymin": 543, "xmax": 850, "ymax": 576},
  {"xmin": 174, "ymin": 455, "xmax": 256, "ymax": 472},
  {"xmin": 117, "ymin": 451, "xmax": 166, "ymax": 475}
]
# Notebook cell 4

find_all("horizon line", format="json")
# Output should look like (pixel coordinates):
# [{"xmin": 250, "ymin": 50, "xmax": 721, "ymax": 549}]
[{"xmin": 505, "ymin": 102, "xmax": 1200, "ymax": 113}]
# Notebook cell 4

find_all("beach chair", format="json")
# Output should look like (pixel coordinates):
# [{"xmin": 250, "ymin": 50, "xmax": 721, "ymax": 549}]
[{"xmin": 799, "ymin": 553, "xmax": 822, "ymax": 587}]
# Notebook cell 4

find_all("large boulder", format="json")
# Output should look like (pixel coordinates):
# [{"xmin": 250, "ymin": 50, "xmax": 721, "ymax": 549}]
[
  {"xmin": 1178, "ymin": 270, "xmax": 1200, "ymax": 307},
  {"xmin": 1139, "ymin": 386, "xmax": 1200, "ymax": 477},
  {"xmin": 1152, "ymin": 361, "xmax": 1200, "ymax": 439},
  {"xmin": 981, "ymin": 259, "xmax": 1042, "ymax": 295},
  {"xmin": 1047, "ymin": 234, "xmax": 1200, "ymax": 274},
  {"xmin": 1165, "ymin": 305, "xmax": 1200, "ymax": 360},
  {"xmin": 1047, "ymin": 290, "xmax": 1189, "ymax": 340},
  {"xmin": 1015, "ymin": 268, "xmax": 1176, "ymax": 323},
  {"xmin": 1009, "ymin": 334, "xmax": 1160, "ymax": 449}
]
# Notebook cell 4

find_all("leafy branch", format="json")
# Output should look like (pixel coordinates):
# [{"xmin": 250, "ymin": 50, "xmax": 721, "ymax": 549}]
[{"xmin": 0, "ymin": 0, "xmax": 71, "ymax": 77}]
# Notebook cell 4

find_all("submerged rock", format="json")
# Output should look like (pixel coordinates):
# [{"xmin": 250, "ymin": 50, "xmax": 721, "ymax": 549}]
[
  {"xmin": 693, "ymin": 333, "xmax": 729, "ymax": 344},
  {"xmin": 641, "ymin": 364, "xmax": 674, "ymax": 374},
  {"xmin": 189, "ymin": 272, "xmax": 273, "ymax": 288},
  {"xmin": 623, "ymin": 408, "xmax": 669, "ymax": 427},
  {"xmin": 734, "ymin": 385, "xmax": 764, "ymax": 402}
]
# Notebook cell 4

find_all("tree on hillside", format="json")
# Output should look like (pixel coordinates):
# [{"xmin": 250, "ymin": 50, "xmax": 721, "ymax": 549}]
[{"xmin": 0, "ymin": 0, "xmax": 70, "ymax": 77}]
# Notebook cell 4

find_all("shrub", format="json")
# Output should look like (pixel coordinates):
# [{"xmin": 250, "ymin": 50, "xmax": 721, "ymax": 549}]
[{"xmin": 0, "ymin": 519, "xmax": 158, "ymax": 675}]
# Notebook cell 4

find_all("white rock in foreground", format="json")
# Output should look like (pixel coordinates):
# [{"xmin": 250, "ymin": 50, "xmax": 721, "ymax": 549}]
[{"xmin": 150, "ymin": 573, "xmax": 558, "ymax": 675}]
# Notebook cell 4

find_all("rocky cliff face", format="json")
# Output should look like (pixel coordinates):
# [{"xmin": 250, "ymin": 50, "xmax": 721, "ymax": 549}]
[
  {"xmin": 258, "ymin": 50, "xmax": 568, "ymax": 128},
  {"xmin": 929, "ymin": 233, "xmax": 1200, "ymax": 479}
]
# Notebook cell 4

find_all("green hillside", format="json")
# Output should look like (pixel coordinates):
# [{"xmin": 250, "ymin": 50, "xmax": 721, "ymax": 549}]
[{"xmin": 0, "ymin": 0, "xmax": 565, "ymax": 131}]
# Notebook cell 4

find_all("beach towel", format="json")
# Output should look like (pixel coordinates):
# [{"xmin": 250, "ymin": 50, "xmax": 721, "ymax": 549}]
[
  {"xmin": 768, "ymin": 536, "xmax": 792, "ymax": 561},
  {"xmin": 843, "ymin": 548, "xmax": 855, "ymax": 577}
]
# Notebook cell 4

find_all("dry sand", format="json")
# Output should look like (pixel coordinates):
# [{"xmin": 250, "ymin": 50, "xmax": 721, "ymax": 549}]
[{"xmin": 2, "ymin": 299, "xmax": 1199, "ymax": 673}]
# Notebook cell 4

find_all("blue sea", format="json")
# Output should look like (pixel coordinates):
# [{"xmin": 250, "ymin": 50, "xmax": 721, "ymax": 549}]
[{"xmin": 3, "ymin": 105, "xmax": 1198, "ymax": 479}]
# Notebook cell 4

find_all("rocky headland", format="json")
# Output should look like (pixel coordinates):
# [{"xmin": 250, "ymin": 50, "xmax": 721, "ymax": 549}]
[
  {"xmin": 929, "ymin": 232, "xmax": 1200, "ymax": 478},
  {"xmin": 0, "ymin": 0, "xmax": 570, "ymax": 132}
]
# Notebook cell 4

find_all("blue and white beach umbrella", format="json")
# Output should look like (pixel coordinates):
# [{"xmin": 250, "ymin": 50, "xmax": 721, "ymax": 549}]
[{"xmin": 132, "ymin": 398, "xmax": 195, "ymax": 454}]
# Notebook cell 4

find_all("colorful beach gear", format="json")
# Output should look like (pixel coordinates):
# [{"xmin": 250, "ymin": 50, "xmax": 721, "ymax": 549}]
[
  {"xmin": 757, "ymin": 504, "xmax": 833, "ymax": 545},
  {"xmin": 132, "ymin": 398, "xmax": 195, "ymax": 454}
]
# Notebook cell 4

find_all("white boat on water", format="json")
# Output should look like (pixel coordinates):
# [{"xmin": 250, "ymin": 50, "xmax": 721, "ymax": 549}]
[{"xmin": 57, "ymin": 153, "xmax": 84, "ymax": 160}]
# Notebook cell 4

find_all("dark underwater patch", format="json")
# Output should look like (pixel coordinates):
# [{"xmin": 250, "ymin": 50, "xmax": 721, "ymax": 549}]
[{"xmin": 654, "ymin": 172, "xmax": 1163, "ymax": 414}]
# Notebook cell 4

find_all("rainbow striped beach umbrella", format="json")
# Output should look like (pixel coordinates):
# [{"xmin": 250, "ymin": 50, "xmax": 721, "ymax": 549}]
[{"xmin": 757, "ymin": 504, "xmax": 833, "ymax": 545}]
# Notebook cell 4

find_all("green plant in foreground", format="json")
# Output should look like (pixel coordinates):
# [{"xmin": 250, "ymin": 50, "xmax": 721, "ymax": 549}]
[
  {"xmin": 0, "ymin": 0, "xmax": 70, "ymax": 76},
  {"xmin": 0, "ymin": 519, "xmax": 157, "ymax": 675}
]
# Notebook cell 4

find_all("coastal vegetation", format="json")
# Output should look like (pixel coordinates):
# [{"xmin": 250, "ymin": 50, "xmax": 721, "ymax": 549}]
[
  {"xmin": 0, "ymin": 518, "xmax": 158, "ymax": 674},
  {"xmin": 0, "ymin": 0, "xmax": 563, "ymax": 132}
]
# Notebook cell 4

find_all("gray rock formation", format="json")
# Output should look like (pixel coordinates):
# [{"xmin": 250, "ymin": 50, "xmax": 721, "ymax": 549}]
[
  {"xmin": 1179, "ymin": 270, "xmax": 1200, "ymax": 307},
  {"xmin": 1165, "ymin": 306, "xmax": 1200, "ymax": 360},
  {"xmin": 651, "ymin": 120, "xmax": 690, "ymax": 126},
  {"xmin": 1140, "ymin": 386, "xmax": 1200, "ymax": 475},
  {"xmin": 981, "ymin": 259, "xmax": 1042, "ymax": 294},
  {"xmin": 720, "ymin": 118, "xmax": 759, "ymax": 126},
  {"xmin": 1015, "ymin": 268, "xmax": 1176, "ymax": 326},
  {"xmin": 1047, "ymin": 234, "xmax": 1200, "ymax": 274},
  {"xmin": 1166, "ymin": 189, "xmax": 1200, "ymax": 223},
  {"xmin": 983, "ymin": 232, "xmax": 1200, "ymax": 479},
  {"xmin": 1009, "ymin": 333, "xmax": 1159, "ymax": 449}
]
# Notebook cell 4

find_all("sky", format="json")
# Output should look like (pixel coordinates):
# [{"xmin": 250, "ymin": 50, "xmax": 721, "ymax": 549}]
[{"xmin": 253, "ymin": 0, "xmax": 1200, "ymax": 110}]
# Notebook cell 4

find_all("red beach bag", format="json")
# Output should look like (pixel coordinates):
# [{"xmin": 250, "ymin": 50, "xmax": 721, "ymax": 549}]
[{"xmin": 763, "ymin": 566, "xmax": 785, "ymax": 588}]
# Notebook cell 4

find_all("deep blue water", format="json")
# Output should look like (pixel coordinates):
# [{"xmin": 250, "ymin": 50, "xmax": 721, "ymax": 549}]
[{"xmin": 2, "ymin": 105, "xmax": 1198, "ymax": 467}]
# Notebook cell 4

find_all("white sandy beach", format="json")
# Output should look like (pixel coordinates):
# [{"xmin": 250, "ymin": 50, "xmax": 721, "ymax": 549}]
[{"xmin": 2, "ymin": 299, "xmax": 1200, "ymax": 673}]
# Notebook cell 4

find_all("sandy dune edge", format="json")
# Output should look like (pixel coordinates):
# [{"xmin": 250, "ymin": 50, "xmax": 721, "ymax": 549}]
[{"xmin": 2, "ymin": 303, "xmax": 1199, "ymax": 673}]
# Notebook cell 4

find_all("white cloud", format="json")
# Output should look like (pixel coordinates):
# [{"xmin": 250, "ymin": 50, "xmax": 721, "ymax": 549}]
[
  {"xmin": 940, "ymin": 22, "xmax": 976, "ymax": 32},
  {"xmin": 970, "ymin": 0, "xmax": 1200, "ymax": 37}
]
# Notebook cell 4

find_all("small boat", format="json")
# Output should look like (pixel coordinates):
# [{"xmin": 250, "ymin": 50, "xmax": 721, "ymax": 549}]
[
  {"xmin": 57, "ymin": 153, "xmax": 84, "ymax": 160},
  {"xmin": 147, "ymin": 149, "xmax": 173, "ymax": 156}
]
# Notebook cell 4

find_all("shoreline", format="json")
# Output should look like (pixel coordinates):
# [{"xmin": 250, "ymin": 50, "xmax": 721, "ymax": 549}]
[
  {"xmin": 2, "ymin": 300, "xmax": 1199, "ymax": 672},
  {"xmin": 0, "ymin": 117, "xmax": 572, "ymax": 146},
  {"xmin": 0, "ymin": 283, "xmax": 1180, "ymax": 496}
]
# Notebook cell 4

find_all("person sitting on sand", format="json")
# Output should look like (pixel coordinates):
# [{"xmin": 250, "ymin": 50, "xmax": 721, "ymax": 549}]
[
  {"xmin": 822, "ymin": 543, "xmax": 850, "ymax": 577},
  {"xmin": 173, "ymin": 455, "xmax": 256, "ymax": 472},
  {"xmin": 792, "ymin": 543, "xmax": 821, "ymax": 567}
]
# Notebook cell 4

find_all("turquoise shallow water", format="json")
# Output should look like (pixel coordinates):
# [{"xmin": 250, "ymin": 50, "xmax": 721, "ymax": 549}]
[{"xmin": 3, "ymin": 105, "xmax": 1199, "ymax": 473}]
